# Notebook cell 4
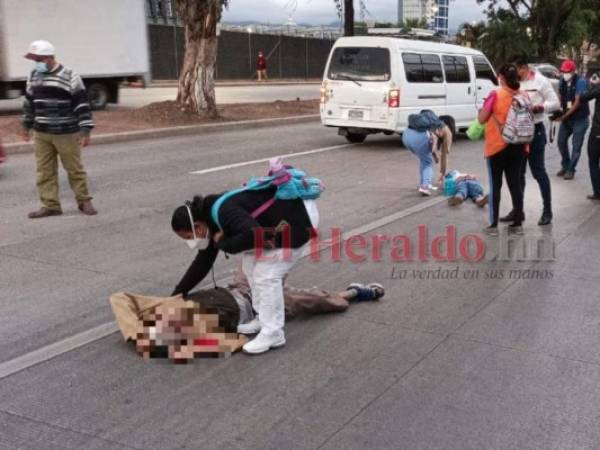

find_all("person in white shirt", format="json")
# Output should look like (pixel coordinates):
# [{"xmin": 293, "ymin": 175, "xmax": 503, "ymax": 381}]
[{"xmin": 501, "ymin": 55, "xmax": 561, "ymax": 226}]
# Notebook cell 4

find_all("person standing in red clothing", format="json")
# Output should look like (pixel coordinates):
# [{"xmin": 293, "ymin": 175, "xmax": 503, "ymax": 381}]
[{"xmin": 256, "ymin": 50, "xmax": 268, "ymax": 81}]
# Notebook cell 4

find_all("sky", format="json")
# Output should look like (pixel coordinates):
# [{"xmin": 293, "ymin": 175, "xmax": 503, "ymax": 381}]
[{"xmin": 222, "ymin": 0, "xmax": 489, "ymax": 33}]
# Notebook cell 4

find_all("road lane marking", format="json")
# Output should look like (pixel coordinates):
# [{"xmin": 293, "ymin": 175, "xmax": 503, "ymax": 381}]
[
  {"xmin": 0, "ymin": 322, "xmax": 119, "ymax": 380},
  {"xmin": 0, "ymin": 196, "xmax": 444, "ymax": 380},
  {"xmin": 299, "ymin": 196, "xmax": 446, "ymax": 259},
  {"xmin": 189, "ymin": 143, "xmax": 354, "ymax": 175}
]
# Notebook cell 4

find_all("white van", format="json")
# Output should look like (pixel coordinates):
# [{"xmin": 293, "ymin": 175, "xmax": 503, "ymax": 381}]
[{"xmin": 320, "ymin": 37, "xmax": 498, "ymax": 143}]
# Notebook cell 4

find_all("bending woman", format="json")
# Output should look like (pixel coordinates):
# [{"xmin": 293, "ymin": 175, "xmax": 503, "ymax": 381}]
[{"xmin": 170, "ymin": 187, "xmax": 319, "ymax": 354}]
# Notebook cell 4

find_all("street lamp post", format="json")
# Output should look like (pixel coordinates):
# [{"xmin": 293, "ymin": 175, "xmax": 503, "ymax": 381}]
[{"xmin": 247, "ymin": 28, "xmax": 253, "ymax": 76}]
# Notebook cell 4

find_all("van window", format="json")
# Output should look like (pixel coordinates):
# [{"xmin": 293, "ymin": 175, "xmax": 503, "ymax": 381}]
[
  {"xmin": 328, "ymin": 47, "xmax": 391, "ymax": 82},
  {"xmin": 402, "ymin": 53, "xmax": 443, "ymax": 83},
  {"xmin": 473, "ymin": 56, "xmax": 498, "ymax": 85},
  {"xmin": 442, "ymin": 55, "xmax": 471, "ymax": 83}
]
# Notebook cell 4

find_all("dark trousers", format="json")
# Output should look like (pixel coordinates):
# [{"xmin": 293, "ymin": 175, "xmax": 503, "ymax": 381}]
[
  {"xmin": 519, "ymin": 123, "xmax": 552, "ymax": 214},
  {"xmin": 558, "ymin": 118, "xmax": 590, "ymax": 172},
  {"xmin": 589, "ymin": 133, "xmax": 600, "ymax": 196},
  {"xmin": 487, "ymin": 144, "xmax": 526, "ymax": 227}
]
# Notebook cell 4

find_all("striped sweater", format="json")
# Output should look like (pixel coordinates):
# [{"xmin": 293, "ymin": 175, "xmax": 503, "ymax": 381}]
[{"xmin": 23, "ymin": 64, "xmax": 94, "ymax": 135}]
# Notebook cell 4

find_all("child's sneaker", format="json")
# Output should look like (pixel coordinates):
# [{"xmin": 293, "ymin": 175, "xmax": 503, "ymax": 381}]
[
  {"xmin": 367, "ymin": 283, "xmax": 385, "ymax": 300},
  {"xmin": 418, "ymin": 187, "xmax": 431, "ymax": 196},
  {"xmin": 448, "ymin": 195, "xmax": 464, "ymax": 206},
  {"xmin": 347, "ymin": 283, "xmax": 384, "ymax": 301},
  {"xmin": 475, "ymin": 194, "xmax": 488, "ymax": 207}
]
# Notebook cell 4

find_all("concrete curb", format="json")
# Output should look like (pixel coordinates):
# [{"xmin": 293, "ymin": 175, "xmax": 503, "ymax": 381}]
[
  {"xmin": 4, "ymin": 114, "xmax": 321, "ymax": 155},
  {"xmin": 150, "ymin": 80, "xmax": 322, "ymax": 88}
]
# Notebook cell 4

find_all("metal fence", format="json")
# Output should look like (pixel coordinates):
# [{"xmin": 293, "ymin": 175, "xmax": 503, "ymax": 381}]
[{"xmin": 149, "ymin": 25, "xmax": 336, "ymax": 80}]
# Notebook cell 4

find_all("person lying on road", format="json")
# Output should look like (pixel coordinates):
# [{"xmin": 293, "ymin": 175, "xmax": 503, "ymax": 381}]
[{"xmin": 109, "ymin": 269, "xmax": 384, "ymax": 363}]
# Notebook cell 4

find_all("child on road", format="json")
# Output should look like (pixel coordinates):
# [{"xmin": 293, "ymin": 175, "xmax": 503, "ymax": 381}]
[{"xmin": 446, "ymin": 170, "xmax": 488, "ymax": 207}]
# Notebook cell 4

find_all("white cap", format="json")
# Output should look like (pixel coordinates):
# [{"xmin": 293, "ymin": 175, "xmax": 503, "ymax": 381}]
[{"xmin": 25, "ymin": 40, "xmax": 55, "ymax": 59}]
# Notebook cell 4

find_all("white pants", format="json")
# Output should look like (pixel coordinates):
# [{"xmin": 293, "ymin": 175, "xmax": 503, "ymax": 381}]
[{"xmin": 241, "ymin": 200, "xmax": 319, "ymax": 337}]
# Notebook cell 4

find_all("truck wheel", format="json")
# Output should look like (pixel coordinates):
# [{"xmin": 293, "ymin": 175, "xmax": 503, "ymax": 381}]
[
  {"xmin": 345, "ymin": 132, "xmax": 367, "ymax": 144},
  {"xmin": 89, "ymin": 83, "xmax": 109, "ymax": 110}
]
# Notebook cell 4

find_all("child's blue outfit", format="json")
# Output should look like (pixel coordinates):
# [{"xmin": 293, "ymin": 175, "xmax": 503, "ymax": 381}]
[{"xmin": 455, "ymin": 179, "xmax": 485, "ymax": 200}]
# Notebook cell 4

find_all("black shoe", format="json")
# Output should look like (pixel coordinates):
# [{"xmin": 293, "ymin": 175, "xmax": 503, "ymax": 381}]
[
  {"xmin": 500, "ymin": 211, "xmax": 525, "ymax": 223},
  {"xmin": 556, "ymin": 169, "xmax": 566, "ymax": 177},
  {"xmin": 563, "ymin": 171, "xmax": 575, "ymax": 180},
  {"xmin": 587, "ymin": 194, "xmax": 600, "ymax": 201},
  {"xmin": 538, "ymin": 212, "xmax": 553, "ymax": 226}
]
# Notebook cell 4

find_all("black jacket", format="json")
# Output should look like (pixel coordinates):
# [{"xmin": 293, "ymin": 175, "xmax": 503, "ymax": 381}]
[
  {"xmin": 581, "ymin": 84, "xmax": 600, "ymax": 136},
  {"xmin": 172, "ymin": 188, "xmax": 314, "ymax": 296}
]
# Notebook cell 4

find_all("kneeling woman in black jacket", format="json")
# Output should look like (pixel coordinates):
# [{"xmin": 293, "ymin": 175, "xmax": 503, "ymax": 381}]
[{"xmin": 171, "ymin": 186, "xmax": 319, "ymax": 354}]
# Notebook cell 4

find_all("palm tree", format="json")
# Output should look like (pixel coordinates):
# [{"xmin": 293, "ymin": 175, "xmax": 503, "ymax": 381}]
[
  {"xmin": 456, "ymin": 21, "xmax": 487, "ymax": 48},
  {"xmin": 401, "ymin": 18, "xmax": 428, "ymax": 31},
  {"xmin": 175, "ymin": 0, "xmax": 228, "ymax": 117},
  {"xmin": 479, "ymin": 17, "xmax": 537, "ymax": 67}
]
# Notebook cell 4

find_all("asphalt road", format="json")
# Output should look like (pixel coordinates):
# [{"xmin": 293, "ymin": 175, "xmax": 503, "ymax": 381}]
[
  {"xmin": 0, "ymin": 83, "xmax": 320, "ymax": 113},
  {"xmin": 1, "ymin": 121, "xmax": 599, "ymax": 449}
]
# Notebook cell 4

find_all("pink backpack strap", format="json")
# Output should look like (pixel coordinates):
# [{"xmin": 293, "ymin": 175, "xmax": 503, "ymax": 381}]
[{"xmin": 251, "ymin": 197, "xmax": 276, "ymax": 220}]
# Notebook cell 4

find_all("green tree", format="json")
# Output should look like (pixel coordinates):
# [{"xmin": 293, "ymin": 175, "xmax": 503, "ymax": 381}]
[
  {"xmin": 175, "ymin": 0, "xmax": 228, "ymax": 117},
  {"xmin": 455, "ymin": 21, "xmax": 487, "ymax": 48},
  {"xmin": 476, "ymin": 0, "xmax": 585, "ymax": 61},
  {"xmin": 401, "ymin": 18, "xmax": 428, "ymax": 31},
  {"xmin": 561, "ymin": 0, "xmax": 600, "ymax": 66},
  {"xmin": 478, "ymin": 11, "xmax": 537, "ymax": 66}
]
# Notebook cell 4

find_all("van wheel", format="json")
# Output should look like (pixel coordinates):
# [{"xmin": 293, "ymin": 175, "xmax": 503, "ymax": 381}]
[
  {"xmin": 345, "ymin": 132, "xmax": 367, "ymax": 143},
  {"xmin": 89, "ymin": 83, "xmax": 109, "ymax": 110}
]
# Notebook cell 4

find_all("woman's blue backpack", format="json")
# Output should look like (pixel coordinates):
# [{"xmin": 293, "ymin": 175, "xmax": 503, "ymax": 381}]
[
  {"xmin": 408, "ymin": 109, "xmax": 444, "ymax": 132},
  {"xmin": 211, "ymin": 160, "xmax": 324, "ymax": 229}
]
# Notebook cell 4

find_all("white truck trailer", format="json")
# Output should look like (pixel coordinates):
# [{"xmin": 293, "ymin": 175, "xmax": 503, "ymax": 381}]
[{"xmin": 0, "ymin": 0, "xmax": 150, "ymax": 109}]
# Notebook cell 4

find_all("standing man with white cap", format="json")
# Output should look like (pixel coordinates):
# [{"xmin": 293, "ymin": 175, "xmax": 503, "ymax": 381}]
[{"xmin": 21, "ymin": 40, "xmax": 97, "ymax": 219}]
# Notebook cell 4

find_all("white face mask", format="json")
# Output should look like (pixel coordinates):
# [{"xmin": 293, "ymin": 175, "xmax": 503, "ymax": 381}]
[
  {"xmin": 563, "ymin": 73, "xmax": 573, "ymax": 82},
  {"xmin": 184, "ymin": 205, "xmax": 209, "ymax": 251}
]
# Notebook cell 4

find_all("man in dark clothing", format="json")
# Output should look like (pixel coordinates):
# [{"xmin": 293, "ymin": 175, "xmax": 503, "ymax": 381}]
[
  {"xmin": 557, "ymin": 59, "xmax": 590, "ymax": 180},
  {"xmin": 580, "ymin": 73, "xmax": 600, "ymax": 200},
  {"xmin": 21, "ymin": 40, "xmax": 97, "ymax": 219}
]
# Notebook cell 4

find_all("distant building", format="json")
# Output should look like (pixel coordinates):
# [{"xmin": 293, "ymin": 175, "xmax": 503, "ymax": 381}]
[
  {"xmin": 397, "ymin": 0, "xmax": 427, "ymax": 24},
  {"xmin": 433, "ymin": 0, "xmax": 449, "ymax": 36},
  {"xmin": 397, "ymin": 0, "xmax": 449, "ymax": 36},
  {"xmin": 144, "ymin": 0, "xmax": 339, "ymax": 38}
]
